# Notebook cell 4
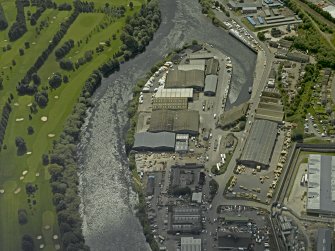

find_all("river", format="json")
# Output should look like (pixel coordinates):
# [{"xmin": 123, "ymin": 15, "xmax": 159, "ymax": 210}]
[{"xmin": 77, "ymin": 0, "xmax": 257, "ymax": 250}]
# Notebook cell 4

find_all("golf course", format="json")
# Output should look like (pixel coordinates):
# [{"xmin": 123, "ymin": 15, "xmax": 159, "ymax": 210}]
[{"xmin": 0, "ymin": 0, "xmax": 160, "ymax": 250}]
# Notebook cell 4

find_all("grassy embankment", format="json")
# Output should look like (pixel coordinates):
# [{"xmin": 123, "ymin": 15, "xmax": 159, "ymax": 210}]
[{"xmin": 0, "ymin": 1, "xmax": 142, "ymax": 250}]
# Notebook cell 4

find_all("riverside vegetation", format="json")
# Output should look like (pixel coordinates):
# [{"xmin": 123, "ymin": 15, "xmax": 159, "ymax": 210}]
[{"xmin": 0, "ymin": 0, "xmax": 161, "ymax": 250}]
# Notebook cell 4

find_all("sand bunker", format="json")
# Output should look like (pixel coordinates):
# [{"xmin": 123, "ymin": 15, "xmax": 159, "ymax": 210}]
[
  {"xmin": 14, "ymin": 188, "xmax": 21, "ymax": 194},
  {"xmin": 54, "ymin": 96, "xmax": 59, "ymax": 99},
  {"xmin": 44, "ymin": 225, "xmax": 50, "ymax": 230},
  {"xmin": 27, "ymin": 103, "xmax": 32, "ymax": 107},
  {"xmin": 26, "ymin": 152, "xmax": 32, "ymax": 155},
  {"xmin": 47, "ymin": 134, "xmax": 55, "ymax": 138},
  {"xmin": 15, "ymin": 118, "xmax": 24, "ymax": 122},
  {"xmin": 55, "ymin": 244, "xmax": 61, "ymax": 250},
  {"xmin": 41, "ymin": 116, "xmax": 48, "ymax": 122},
  {"xmin": 53, "ymin": 235, "xmax": 58, "ymax": 240},
  {"xmin": 36, "ymin": 172, "xmax": 40, "ymax": 177},
  {"xmin": 36, "ymin": 235, "xmax": 42, "ymax": 240},
  {"xmin": 19, "ymin": 176, "xmax": 24, "ymax": 180},
  {"xmin": 0, "ymin": 189, "xmax": 5, "ymax": 194},
  {"xmin": 39, "ymin": 244, "xmax": 44, "ymax": 249},
  {"xmin": 14, "ymin": 102, "xmax": 19, "ymax": 106},
  {"xmin": 22, "ymin": 170, "xmax": 28, "ymax": 176}
]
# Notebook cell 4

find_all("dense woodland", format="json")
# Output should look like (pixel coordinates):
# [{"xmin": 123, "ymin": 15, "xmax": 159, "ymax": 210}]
[
  {"xmin": 8, "ymin": 0, "xmax": 29, "ymax": 41},
  {"xmin": 284, "ymin": 0, "xmax": 335, "ymax": 69}
]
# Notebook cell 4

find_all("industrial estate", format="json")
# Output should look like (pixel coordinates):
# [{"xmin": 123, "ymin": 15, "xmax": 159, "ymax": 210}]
[
  {"xmin": 129, "ymin": 0, "xmax": 335, "ymax": 250},
  {"xmin": 0, "ymin": 0, "xmax": 335, "ymax": 250}
]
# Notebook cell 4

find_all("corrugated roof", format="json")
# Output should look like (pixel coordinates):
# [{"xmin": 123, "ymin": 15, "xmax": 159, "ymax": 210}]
[
  {"xmin": 204, "ymin": 75, "xmax": 218, "ymax": 95},
  {"xmin": 166, "ymin": 70, "xmax": 205, "ymax": 89},
  {"xmin": 133, "ymin": 132, "xmax": 175, "ymax": 151},
  {"xmin": 155, "ymin": 88, "xmax": 193, "ymax": 99},
  {"xmin": 307, "ymin": 155, "xmax": 335, "ymax": 214},
  {"xmin": 206, "ymin": 58, "xmax": 219, "ymax": 75},
  {"xmin": 178, "ymin": 64, "xmax": 205, "ymax": 71},
  {"xmin": 181, "ymin": 237, "xmax": 202, "ymax": 251},
  {"xmin": 149, "ymin": 110, "xmax": 199, "ymax": 135},
  {"xmin": 240, "ymin": 119, "xmax": 277, "ymax": 166},
  {"xmin": 152, "ymin": 97, "xmax": 188, "ymax": 110},
  {"xmin": 189, "ymin": 52, "xmax": 214, "ymax": 59}
]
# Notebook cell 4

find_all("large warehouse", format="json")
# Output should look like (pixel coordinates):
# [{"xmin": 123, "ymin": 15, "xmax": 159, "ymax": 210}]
[
  {"xmin": 149, "ymin": 110, "xmax": 199, "ymax": 135},
  {"xmin": 165, "ymin": 70, "xmax": 205, "ymax": 91},
  {"xmin": 154, "ymin": 88, "xmax": 193, "ymax": 100},
  {"xmin": 307, "ymin": 155, "xmax": 335, "ymax": 216},
  {"xmin": 132, "ymin": 132, "xmax": 176, "ymax": 152},
  {"xmin": 238, "ymin": 119, "xmax": 278, "ymax": 168}
]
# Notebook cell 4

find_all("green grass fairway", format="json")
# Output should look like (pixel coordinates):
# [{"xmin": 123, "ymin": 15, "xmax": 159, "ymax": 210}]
[{"xmin": 0, "ymin": 2, "xmax": 143, "ymax": 250}]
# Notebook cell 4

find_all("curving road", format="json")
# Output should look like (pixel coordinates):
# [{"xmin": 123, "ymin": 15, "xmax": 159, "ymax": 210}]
[{"xmin": 77, "ymin": 0, "xmax": 257, "ymax": 250}]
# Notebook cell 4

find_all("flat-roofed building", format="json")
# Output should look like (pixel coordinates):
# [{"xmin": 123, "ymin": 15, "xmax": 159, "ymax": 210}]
[
  {"xmin": 307, "ymin": 155, "xmax": 335, "ymax": 216},
  {"xmin": 149, "ymin": 110, "xmax": 199, "ymax": 135},
  {"xmin": 133, "ymin": 132, "xmax": 175, "ymax": 152},
  {"xmin": 242, "ymin": 6, "xmax": 257, "ymax": 14},
  {"xmin": 152, "ymin": 97, "xmax": 188, "ymax": 110},
  {"xmin": 181, "ymin": 237, "xmax": 202, "ymax": 251},
  {"xmin": 238, "ymin": 119, "xmax": 278, "ymax": 168},
  {"xmin": 189, "ymin": 52, "xmax": 214, "ymax": 59},
  {"xmin": 166, "ymin": 70, "xmax": 205, "ymax": 91},
  {"xmin": 155, "ymin": 88, "xmax": 193, "ymax": 100},
  {"xmin": 204, "ymin": 75, "xmax": 218, "ymax": 96},
  {"xmin": 217, "ymin": 231, "xmax": 253, "ymax": 250}
]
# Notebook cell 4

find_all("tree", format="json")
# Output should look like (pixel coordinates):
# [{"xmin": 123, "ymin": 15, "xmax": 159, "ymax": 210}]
[
  {"xmin": 0, "ymin": 78, "xmax": 3, "ymax": 90},
  {"xmin": 129, "ymin": 1, "xmax": 134, "ymax": 9},
  {"xmin": 21, "ymin": 234, "xmax": 34, "ymax": 251},
  {"xmin": 15, "ymin": 136, "xmax": 27, "ymax": 155},
  {"xmin": 257, "ymin": 31, "xmax": 266, "ymax": 41},
  {"xmin": 42, "ymin": 154, "xmax": 49, "ymax": 165},
  {"xmin": 18, "ymin": 209, "xmax": 28, "ymax": 225},
  {"xmin": 49, "ymin": 73, "xmax": 62, "ymax": 89},
  {"xmin": 27, "ymin": 126, "xmax": 34, "ymax": 135},
  {"xmin": 19, "ymin": 48, "xmax": 24, "ymax": 56}
]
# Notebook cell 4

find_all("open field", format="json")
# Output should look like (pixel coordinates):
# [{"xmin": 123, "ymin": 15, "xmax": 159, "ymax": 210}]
[{"xmin": 0, "ymin": 1, "xmax": 143, "ymax": 250}]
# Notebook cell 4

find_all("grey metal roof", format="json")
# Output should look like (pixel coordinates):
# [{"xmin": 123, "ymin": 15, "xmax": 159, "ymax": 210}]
[
  {"xmin": 149, "ymin": 110, "xmax": 199, "ymax": 135},
  {"xmin": 133, "ymin": 132, "xmax": 175, "ymax": 151},
  {"xmin": 166, "ymin": 70, "xmax": 205, "ymax": 89},
  {"xmin": 240, "ymin": 119, "xmax": 278, "ymax": 166},
  {"xmin": 317, "ymin": 228, "xmax": 333, "ymax": 251},
  {"xmin": 192, "ymin": 192, "xmax": 202, "ymax": 203},
  {"xmin": 205, "ymin": 58, "xmax": 219, "ymax": 75},
  {"xmin": 204, "ymin": 75, "xmax": 218, "ymax": 95},
  {"xmin": 307, "ymin": 155, "xmax": 335, "ymax": 214},
  {"xmin": 181, "ymin": 237, "xmax": 202, "ymax": 251},
  {"xmin": 155, "ymin": 88, "xmax": 193, "ymax": 99}
]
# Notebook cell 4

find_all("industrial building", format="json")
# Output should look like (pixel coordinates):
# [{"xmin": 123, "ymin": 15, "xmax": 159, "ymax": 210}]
[
  {"xmin": 133, "ymin": 132, "xmax": 176, "ymax": 152},
  {"xmin": 242, "ymin": 7, "xmax": 257, "ymax": 14},
  {"xmin": 181, "ymin": 237, "xmax": 202, "ymax": 251},
  {"xmin": 152, "ymin": 97, "xmax": 188, "ymax": 110},
  {"xmin": 217, "ymin": 231, "xmax": 253, "ymax": 250},
  {"xmin": 189, "ymin": 52, "xmax": 214, "ymax": 60},
  {"xmin": 166, "ymin": 70, "xmax": 205, "ymax": 91},
  {"xmin": 169, "ymin": 207, "xmax": 202, "ymax": 234},
  {"xmin": 317, "ymin": 228, "xmax": 333, "ymax": 251},
  {"xmin": 155, "ymin": 88, "xmax": 193, "ymax": 100},
  {"xmin": 227, "ymin": 0, "xmax": 262, "ymax": 11},
  {"xmin": 178, "ymin": 64, "xmax": 205, "ymax": 72},
  {"xmin": 204, "ymin": 75, "xmax": 218, "ymax": 96},
  {"xmin": 149, "ymin": 110, "xmax": 199, "ymax": 135},
  {"xmin": 191, "ymin": 192, "xmax": 202, "ymax": 204},
  {"xmin": 175, "ymin": 134, "xmax": 189, "ymax": 153},
  {"xmin": 307, "ymin": 155, "xmax": 335, "ymax": 216},
  {"xmin": 205, "ymin": 58, "xmax": 219, "ymax": 75},
  {"xmin": 238, "ymin": 119, "xmax": 278, "ymax": 168}
]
